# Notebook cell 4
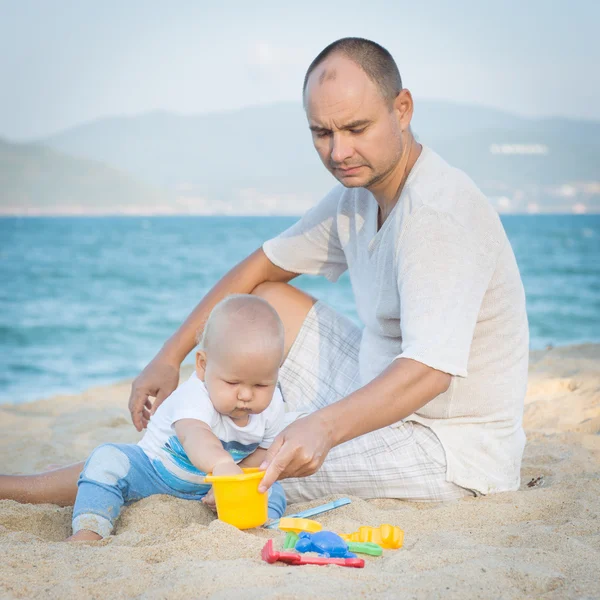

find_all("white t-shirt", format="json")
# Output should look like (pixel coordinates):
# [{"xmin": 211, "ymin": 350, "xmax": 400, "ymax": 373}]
[
  {"xmin": 262, "ymin": 145, "xmax": 529, "ymax": 495},
  {"xmin": 138, "ymin": 373, "xmax": 288, "ymax": 492}
]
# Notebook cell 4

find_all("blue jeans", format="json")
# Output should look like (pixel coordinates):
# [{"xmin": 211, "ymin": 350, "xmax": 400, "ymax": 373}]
[{"xmin": 72, "ymin": 443, "xmax": 287, "ymax": 537}]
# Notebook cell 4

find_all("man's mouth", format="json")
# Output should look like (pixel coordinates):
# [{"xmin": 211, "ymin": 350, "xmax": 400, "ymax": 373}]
[{"xmin": 335, "ymin": 165, "xmax": 363, "ymax": 175}]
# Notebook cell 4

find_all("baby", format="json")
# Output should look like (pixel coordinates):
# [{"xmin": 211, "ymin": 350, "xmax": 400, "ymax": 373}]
[{"xmin": 69, "ymin": 294, "xmax": 292, "ymax": 541}]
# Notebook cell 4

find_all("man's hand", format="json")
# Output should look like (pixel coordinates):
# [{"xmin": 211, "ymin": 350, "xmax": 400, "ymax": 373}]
[
  {"xmin": 257, "ymin": 414, "xmax": 334, "ymax": 493},
  {"xmin": 128, "ymin": 356, "xmax": 180, "ymax": 431}
]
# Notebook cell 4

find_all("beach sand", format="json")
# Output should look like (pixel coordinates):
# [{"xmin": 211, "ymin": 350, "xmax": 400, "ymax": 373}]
[{"xmin": 1, "ymin": 344, "xmax": 599, "ymax": 599}]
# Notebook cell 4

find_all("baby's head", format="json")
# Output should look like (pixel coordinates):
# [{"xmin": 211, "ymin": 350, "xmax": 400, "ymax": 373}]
[{"xmin": 195, "ymin": 294, "xmax": 284, "ymax": 424}]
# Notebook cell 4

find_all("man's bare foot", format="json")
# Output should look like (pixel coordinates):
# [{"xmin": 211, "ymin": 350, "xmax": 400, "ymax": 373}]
[{"xmin": 67, "ymin": 530, "xmax": 102, "ymax": 542}]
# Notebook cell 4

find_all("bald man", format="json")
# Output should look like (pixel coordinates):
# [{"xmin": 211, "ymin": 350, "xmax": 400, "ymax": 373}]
[{"xmin": 6, "ymin": 38, "xmax": 529, "ymax": 507}]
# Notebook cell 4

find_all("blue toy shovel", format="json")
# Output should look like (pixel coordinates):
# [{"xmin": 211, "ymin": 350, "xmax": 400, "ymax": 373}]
[{"xmin": 264, "ymin": 497, "xmax": 351, "ymax": 529}]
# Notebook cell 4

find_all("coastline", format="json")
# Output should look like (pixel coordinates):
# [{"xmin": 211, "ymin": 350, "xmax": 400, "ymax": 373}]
[{"xmin": 1, "ymin": 344, "xmax": 599, "ymax": 598}]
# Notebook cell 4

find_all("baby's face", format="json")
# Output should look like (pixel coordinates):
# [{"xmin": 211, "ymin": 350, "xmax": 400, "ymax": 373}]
[{"xmin": 196, "ymin": 346, "xmax": 280, "ymax": 425}]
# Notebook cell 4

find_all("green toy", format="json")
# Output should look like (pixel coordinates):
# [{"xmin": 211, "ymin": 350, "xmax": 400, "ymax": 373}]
[
  {"xmin": 346, "ymin": 541, "xmax": 383, "ymax": 556},
  {"xmin": 284, "ymin": 531, "xmax": 299, "ymax": 549}
]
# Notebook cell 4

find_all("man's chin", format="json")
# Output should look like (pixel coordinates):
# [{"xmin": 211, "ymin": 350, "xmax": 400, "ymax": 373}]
[{"xmin": 334, "ymin": 175, "xmax": 368, "ymax": 188}]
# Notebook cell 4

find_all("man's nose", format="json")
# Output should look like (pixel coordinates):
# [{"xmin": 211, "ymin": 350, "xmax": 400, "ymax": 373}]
[{"xmin": 330, "ymin": 133, "xmax": 353, "ymax": 164}]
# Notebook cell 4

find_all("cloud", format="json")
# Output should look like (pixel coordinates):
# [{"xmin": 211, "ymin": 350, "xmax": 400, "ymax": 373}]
[{"xmin": 247, "ymin": 41, "xmax": 307, "ymax": 74}]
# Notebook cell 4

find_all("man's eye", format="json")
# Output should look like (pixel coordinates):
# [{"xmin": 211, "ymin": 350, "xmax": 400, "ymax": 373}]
[
  {"xmin": 349, "ymin": 128, "xmax": 365, "ymax": 135},
  {"xmin": 315, "ymin": 131, "xmax": 331, "ymax": 138}
]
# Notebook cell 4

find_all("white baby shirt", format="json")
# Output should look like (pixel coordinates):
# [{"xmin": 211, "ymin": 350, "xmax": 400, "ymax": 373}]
[{"xmin": 138, "ymin": 373, "xmax": 287, "ymax": 491}]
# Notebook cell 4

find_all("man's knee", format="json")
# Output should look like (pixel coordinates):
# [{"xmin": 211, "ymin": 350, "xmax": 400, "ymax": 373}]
[
  {"xmin": 251, "ymin": 281, "xmax": 316, "ymax": 322},
  {"xmin": 251, "ymin": 281, "xmax": 296, "ymax": 302},
  {"xmin": 251, "ymin": 282, "xmax": 316, "ymax": 357}
]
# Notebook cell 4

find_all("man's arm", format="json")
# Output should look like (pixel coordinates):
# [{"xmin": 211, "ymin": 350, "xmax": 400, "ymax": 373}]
[
  {"xmin": 129, "ymin": 248, "xmax": 298, "ymax": 431},
  {"xmin": 258, "ymin": 357, "xmax": 450, "ymax": 491},
  {"xmin": 322, "ymin": 358, "xmax": 450, "ymax": 446}
]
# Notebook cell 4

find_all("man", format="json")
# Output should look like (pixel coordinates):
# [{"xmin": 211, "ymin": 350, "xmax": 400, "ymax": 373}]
[
  {"xmin": 0, "ymin": 38, "xmax": 528, "ymax": 507},
  {"xmin": 129, "ymin": 37, "xmax": 528, "ymax": 503}
]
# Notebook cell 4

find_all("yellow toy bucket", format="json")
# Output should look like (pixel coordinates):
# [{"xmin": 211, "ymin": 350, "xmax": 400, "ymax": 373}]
[{"xmin": 204, "ymin": 468, "xmax": 268, "ymax": 529}]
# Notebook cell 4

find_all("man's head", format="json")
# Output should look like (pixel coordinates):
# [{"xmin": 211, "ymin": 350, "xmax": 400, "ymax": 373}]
[
  {"xmin": 195, "ymin": 294, "xmax": 284, "ymax": 424},
  {"xmin": 303, "ymin": 38, "xmax": 414, "ymax": 190}
]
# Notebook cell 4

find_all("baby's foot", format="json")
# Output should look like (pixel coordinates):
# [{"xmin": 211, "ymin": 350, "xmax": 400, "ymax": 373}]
[
  {"xmin": 202, "ymin": 490, "xmax": 217, "ymax": 512},
  {"xmin": 66, "ymin": 530, "xmax": 103, "ymax": 542}
]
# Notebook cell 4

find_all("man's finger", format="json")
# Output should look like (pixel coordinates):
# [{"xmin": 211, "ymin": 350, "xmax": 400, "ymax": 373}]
[
  {"xmin": 258, "ymin": 436, "xmax": 284, "ymax": 471},
  {"xmin": 128, "ymin": 388, "xmax": 149, "ymax": 432},
  {"xmin": 150, "ymin": 388, "xmax": 170, "ymax": 416},
  {"xmin": 258, "ymin": 441, "xmax": 293, "ymax": 493}
]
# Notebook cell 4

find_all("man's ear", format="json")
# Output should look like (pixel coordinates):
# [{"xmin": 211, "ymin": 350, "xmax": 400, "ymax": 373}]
[
  {"xmin": 393, "ymin": 88, "xmax": 413, "ymax": 131},
  {"xmin": 196, "ymin": 350, "xmax": 207, "ymax": 381}
]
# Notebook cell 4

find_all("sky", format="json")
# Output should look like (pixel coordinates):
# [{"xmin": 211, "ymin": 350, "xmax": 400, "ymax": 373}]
[{"xmin": 1, "ymin": 0, "xmax": 598, "ymax": 140}]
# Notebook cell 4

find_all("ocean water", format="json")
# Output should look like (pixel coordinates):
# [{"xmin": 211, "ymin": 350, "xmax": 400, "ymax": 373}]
[{"xmin": 1, "ymin": 214, "xmax": 599, "ymax": 405}]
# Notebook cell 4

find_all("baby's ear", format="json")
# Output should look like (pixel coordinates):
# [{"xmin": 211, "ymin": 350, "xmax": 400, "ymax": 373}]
[{"xmin": 195, "ymin": 350, "xmax": 207, "ymax": 381}]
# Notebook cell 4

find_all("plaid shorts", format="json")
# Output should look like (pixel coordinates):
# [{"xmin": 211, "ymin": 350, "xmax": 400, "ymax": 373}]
[{"xmin": 278, "ymin": 301, "xmax": 475, "ymax": 503}]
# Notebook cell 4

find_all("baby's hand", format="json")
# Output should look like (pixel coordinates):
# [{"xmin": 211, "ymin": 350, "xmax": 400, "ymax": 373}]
[
  {"xmin": 202, "ymin": 461, "xmax": 243, "ymax": 512},
  {"xmin": 211, "ymin": 461, "xmax": 244, "ymax": 477}
]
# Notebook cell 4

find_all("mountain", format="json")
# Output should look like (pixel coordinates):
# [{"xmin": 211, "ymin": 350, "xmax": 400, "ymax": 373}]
[
  {"xmin": 0, "ymin": 138, "xmax": 172, "ymax": 215},
  {"xmin": 7, "ymin": 100, "xmax": 600, "ymax": 214},
  {"xmin": 42, "ymin": 104, "xmax": 333, "ymax": 195}
]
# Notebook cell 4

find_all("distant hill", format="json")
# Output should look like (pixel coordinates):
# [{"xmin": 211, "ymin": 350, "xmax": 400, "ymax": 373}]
[
  {"xmin": 0, "ymin": 138, "xmax": 172, "ymax": 215},
  {"xmin": 42, "ymin": 104, "xmax": 333, "ymax": 197},
  {"xmin": 1, "ymin": 100, "xmax": 597, "ymax": 214},
  {"xmin": 37, "ymin": 100, "xmax": 600, "ymax": 213}
]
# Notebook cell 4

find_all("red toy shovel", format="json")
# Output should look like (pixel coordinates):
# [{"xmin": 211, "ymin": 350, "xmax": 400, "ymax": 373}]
[{"xmin": 261, "ymin": 539, "xmax": 365, "ymax": 568}]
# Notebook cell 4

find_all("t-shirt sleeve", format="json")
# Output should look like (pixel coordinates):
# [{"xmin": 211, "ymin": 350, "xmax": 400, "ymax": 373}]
[
  {"xmin": 259, "ymin": 388, "xmax": 287, "ymax": 448},
  {"xmin": 395, "ymin": 207, "xmax": 499, "ymax": 377},
  {"xmin": 262, "ymin": 185, "xmax": 348, "ymax": 282},
  {"xmin": 169, "ymin": 377, "xmax": 219, "ymax": 429}
]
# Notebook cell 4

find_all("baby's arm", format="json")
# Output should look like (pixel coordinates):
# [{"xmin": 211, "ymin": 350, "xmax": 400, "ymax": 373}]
[
  {"xmin": 239, "ymin": 447, "xmax": 268, "ymax": 469},
  {"xmin": 173, "ymin": 419, "xmax": 242, "ymax": 476}
]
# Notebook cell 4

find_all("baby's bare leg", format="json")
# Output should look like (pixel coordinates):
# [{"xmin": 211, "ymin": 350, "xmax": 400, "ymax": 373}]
[{"xmin": 0, "ymin": 462, "xmax": 84, "ymax": 506}]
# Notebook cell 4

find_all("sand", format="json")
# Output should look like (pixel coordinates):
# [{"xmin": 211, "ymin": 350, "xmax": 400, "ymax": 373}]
[{"xmin": 1, "ymin": 344, "xmax": 599, "ymax": 599}]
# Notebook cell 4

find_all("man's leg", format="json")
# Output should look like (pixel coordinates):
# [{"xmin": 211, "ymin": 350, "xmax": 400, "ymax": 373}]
[
  {"xmin": 260, "ymin": 298, "xmax": 473, "ymax": 503},
  {"xmin": 251, "ymin": 282, "xmax": 316, "ymax": 360},
  {"xmin": 281, "ymin": 421, "xmax": 474, "ymax": 503},
  {"xmin": 0, "ymin": 462, "xmax": 84, "ymax": 506}
]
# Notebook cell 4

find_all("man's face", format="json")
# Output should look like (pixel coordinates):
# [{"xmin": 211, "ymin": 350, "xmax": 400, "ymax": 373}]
[{"xmin": 304, "ymin": 56, "xmax": 404, "ymax": 190}]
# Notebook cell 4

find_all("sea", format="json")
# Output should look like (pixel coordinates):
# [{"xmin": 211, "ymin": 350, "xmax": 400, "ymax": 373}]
[{"xmin": 1, "ymin": 214, "xmax": 599, "ymax": 405}]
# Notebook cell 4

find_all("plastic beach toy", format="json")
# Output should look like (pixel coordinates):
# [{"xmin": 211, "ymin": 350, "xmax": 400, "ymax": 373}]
[
  {"xmin": 278, "ymin": 517, "xmax": 322, "ymax": 534},
  {"xmin": 340, "ymin": 524, "xmax": 404, "ymax": 549},
  {"xmin": 261, "ymin": 539, "xmax": 364, "ymax": 568},
  {"xmin": 346, "ymin": 541, "xmax": 383, "ymax": 557},
  {"xmin": 265, "ymin": 497, "xmax": 351, "ymax": 529},
  {"xmin": 295, "ymin": 531, "xmax": 356, "ymax": 559},
  {"xmin": 203, "ymin": 468, "xmax": 267, "ymax": 529},
  {"xmin": 283, "ymin": 531, "xmax": 299, "ymax": 549}
]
